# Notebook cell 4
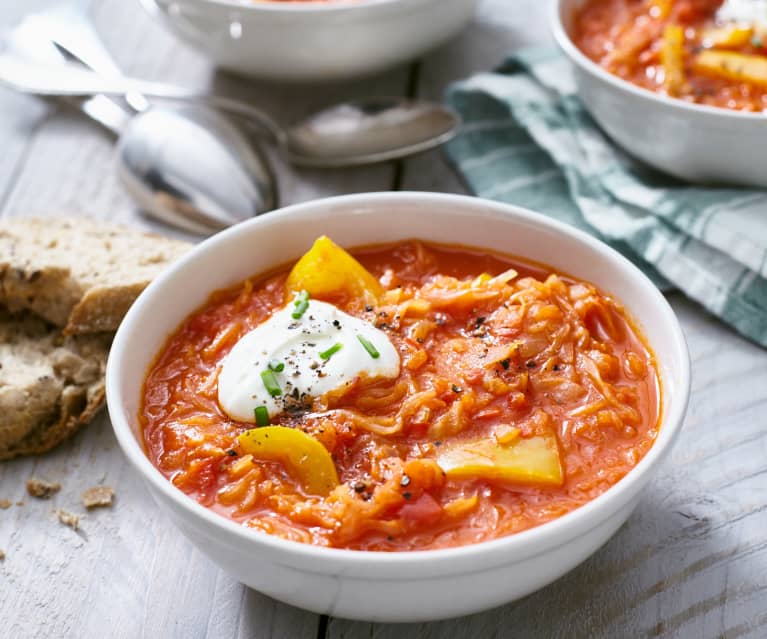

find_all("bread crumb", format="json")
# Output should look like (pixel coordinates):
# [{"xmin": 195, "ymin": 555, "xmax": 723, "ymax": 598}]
[
  {"xmin": 0, "ymin": 499, "xmax": 11, "ymax": 509},
  {"xmin": 27, "ymin": 478, "xmax": 61, "ymax": 499},
  {"xmin": 0, "ymin": 549, "xmax": 5, "ymax": 561},
  {"xmin": 15, "ymin": 501, "xmax": 24, "ymax": 507},
  {"xmin": 57, "ymin": 509, "xmax": 79, "ymax": 531},
  {"xmin": 82, "ymin": 486, "xmax": 114, "ymax": 509}
]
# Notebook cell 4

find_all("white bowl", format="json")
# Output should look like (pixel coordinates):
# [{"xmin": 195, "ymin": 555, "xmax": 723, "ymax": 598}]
[
  {"xmin": 107, "ymin": 192, "xmax": 690, "ymax": 622},
  {"xmin": 141, "ymin": 0, "xmax": 479, "ymax": 81},
  {"xmin": 551, "ymin": 0, "xmax": 767, "ymax": 187}
]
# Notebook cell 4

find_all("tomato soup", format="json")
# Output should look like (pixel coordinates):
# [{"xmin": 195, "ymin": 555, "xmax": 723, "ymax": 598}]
[
  {"xmin": 574, "ymin": 0, "xmax": 767, "ymax": 111},
  {"xmin": 141, "ymin": 239, "xmax": 660, "ymax": 551}
]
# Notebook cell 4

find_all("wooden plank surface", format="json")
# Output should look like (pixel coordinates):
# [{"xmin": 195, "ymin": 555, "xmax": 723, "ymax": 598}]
[{"xmin": 1, "ymin": 0, "xmax": 766, "ymax": 638}]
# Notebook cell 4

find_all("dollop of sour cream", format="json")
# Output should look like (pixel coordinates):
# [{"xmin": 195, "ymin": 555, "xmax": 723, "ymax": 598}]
[
  {"xmin": 717, "ymin": 0, "xmax": 767, "ymax": 27},
  {"xmin": 218, "ymin": 299, "xmax": 400, "ymax": 422}
]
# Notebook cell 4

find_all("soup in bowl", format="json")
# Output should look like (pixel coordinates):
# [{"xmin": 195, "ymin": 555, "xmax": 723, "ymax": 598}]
[{"xmin": 107, "ymin": 192, "xmax": 690, "ymax": 621}]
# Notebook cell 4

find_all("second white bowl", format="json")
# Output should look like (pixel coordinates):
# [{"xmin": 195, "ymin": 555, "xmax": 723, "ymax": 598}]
[
  {"xmin": 552, "ymin": 0, "xmax": 767, "ymax": 187},
  {"xmin": 142, "ymin": 0, "xmax": 479, "ymax": 81}
]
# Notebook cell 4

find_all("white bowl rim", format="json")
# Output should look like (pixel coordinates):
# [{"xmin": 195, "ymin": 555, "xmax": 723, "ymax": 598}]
[
  {"xmin": 155, "ymin": 0, "xmax": 412, "ymax": 14},
  {"xmin": 550, "ymin": 0, "xmax": 767, "ymax": 122},
  {"xmin": 107, "ymin": 191, "xmax": 691, "ymax": 570}
]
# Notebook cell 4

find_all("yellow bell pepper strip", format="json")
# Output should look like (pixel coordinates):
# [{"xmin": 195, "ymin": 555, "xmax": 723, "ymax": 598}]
[
  {"xmin": 436, "ymin": 434, "xmax": 563, "ymax": 486},
  {"xmin": 661, "ymin": 24, "xmax": 688, "ymax": 96},
  {"xmin": 285, "ymin": 236, "xmax": 383, "ymax": 304},
  {"xmin": 238, "ymin": 426, "xmax": 339, "ymax": 496},
  {"xmin": 701, "ymin": 25, "xmax": 753, "ymax": 49},
  {"xmin": 693, "ymin": 50, "xmax": 767, "ymax": 88}
]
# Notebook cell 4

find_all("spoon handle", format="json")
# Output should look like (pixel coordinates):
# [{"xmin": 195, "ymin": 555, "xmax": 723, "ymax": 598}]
[
  {"xmin": 6, "ymin": 14, "xmax": 132, "ymax": 135},
  {"xmin": 33, "ymin": 2, "xmax": 149, "ymax": 113},
  {"xmin": 0, "ymin": 53, "xmax": 288, "ymax": 147}
]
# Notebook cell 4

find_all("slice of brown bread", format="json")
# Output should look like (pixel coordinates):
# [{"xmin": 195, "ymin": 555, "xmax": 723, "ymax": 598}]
[
  {"xmin": 0, "ymin": 217, "xmax": 190, "ymax": 334},
  {"xmin": 0, "ymin": 307, "xmax": 111, "ymax": 460}
]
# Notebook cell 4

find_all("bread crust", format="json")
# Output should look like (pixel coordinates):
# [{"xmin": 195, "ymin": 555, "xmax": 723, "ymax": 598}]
[
  {"xmin": 0, "ymin": 308, "xmax": 111, "ymax": 460},
  {"xmin": 0, "ymin": 217, "xmax": 189, "ymax": 334},
  {"xmin": 0, "ymin": 217, "xmax": 189, "ymax": 459}
]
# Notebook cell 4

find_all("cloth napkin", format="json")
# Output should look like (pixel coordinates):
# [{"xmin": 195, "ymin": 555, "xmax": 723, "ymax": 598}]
[{"xmin": 444, "ymin": 46, "xmax": 767, "ymax": 348}]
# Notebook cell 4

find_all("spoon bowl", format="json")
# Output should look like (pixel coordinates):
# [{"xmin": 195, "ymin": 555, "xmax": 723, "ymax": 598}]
[
  {"xmin": 284, "ymin": 98, "xmax": 459, "ymax": 168},
  {"xmin": 7, "ymin": 11, "xmax": 279, "ymax": 235},
  {"xmin": 118, "ymin": 105, "xmax": 277, "ymax": 235}
]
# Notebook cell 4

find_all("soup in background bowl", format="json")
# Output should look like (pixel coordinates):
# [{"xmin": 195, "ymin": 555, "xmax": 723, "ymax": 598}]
[
  {"xmin": 552, "ymin": 0, "xmax": 767, "ymax": 186},
  {"xmin": 574, "ymin": 0, "xmax": 767, "ymax": 112},
  {"xmin": 107, "ymin": 192, "xmax": 690, "ymax": 621}
]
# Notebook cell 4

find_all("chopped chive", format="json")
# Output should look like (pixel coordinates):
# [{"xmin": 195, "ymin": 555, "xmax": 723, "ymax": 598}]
[
  {"xmin": 268, "ymin": 359, "xmax": 285, "ymax": 372},
  {"xmin": 291, "ymin": 290, "xmax": 310, "ymax": 319},
  {"xmin": 319, "ymin": 342, "xmax": 343, "ymax": 360},
  {"xmin": 254, "ymin": 406, "xmax": 269, "ymax": 426},
  {"xmin": 292, "ymin": 299, "xmax": 309, "ymax": 319},
  {"xmin": 357, "ymin": 335, "xmax": 380, "ymax": 358},
  {"xmin": 260, "ymin": 369, "xmax": 282, "ymax": 397}
]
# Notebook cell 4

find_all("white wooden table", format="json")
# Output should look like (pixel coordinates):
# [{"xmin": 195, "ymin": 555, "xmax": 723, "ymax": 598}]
[{"xmin": 1, "ymin": 1, "xmax": 766, "ymax": 637}]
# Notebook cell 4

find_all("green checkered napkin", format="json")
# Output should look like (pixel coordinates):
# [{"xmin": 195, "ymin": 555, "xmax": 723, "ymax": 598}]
[{"xmin": 444, "ymin": 47, "xmax": 767, "ymax": 348}]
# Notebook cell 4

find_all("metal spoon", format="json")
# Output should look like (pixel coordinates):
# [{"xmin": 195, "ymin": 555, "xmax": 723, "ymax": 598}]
[
  {"xmin": 0, "ymin": 53, "xmax": 461, "ymax": 169},
  {"xmin": 7, "ymin": 14, "xmax": 277, "ymax": 235},
  {"xmin": 115, "ymin": 104, "xmax": 278, "ymax": 234}
]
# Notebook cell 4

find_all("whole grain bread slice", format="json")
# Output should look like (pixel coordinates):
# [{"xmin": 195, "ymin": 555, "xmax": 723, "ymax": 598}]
[
  {"xmin": 0, "ymin": 307, "xmax": 111, "ymax": 460},
  {"xmin": 0, "ymin": 217, "xmax": 190, "ymax": 334}
]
